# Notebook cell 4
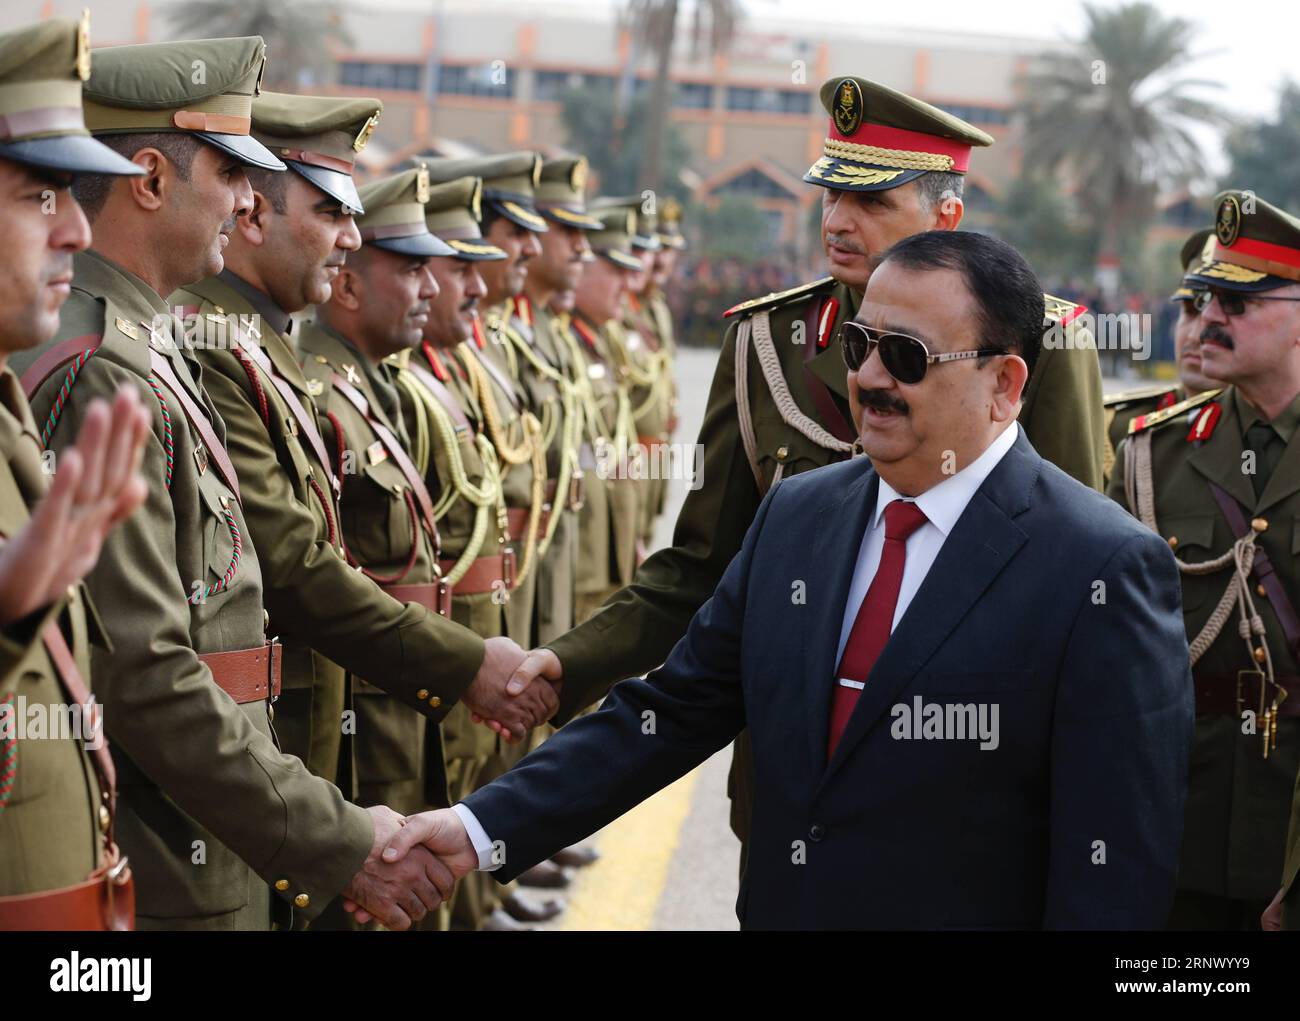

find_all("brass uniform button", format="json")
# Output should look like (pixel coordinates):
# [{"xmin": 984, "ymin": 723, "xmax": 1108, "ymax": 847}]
[
  {"xmin": 99, "ymin": 806, "xmax": 111, "ymax": 833},
  {"xmin": 416, "ymin": 688, "xmax": 430, "ymax": 700},
  {"xmin": 776, "ymin": 445, "xmax": 789, "ymax": 462},
  {"xmin": 1252, "ymin": 517, "xmax": 1268, "ymax": 532},
  {"xmin": 1167, "ymin": 536, "xmax": 1178, "ymax": 549},
  {"xmin": 428, "ymin": 696, "xmax": 441, "ymax": 708},
  {"xmin": 263, "ymin": 610, "xmax": 270, "ymax": 630},
  {"xmin": 275, "ymin": 879, "xmax": 289, "ymax": 892},
  {"xmin": 1254, "ymin": 646, "xmax": 1267, "ymax": 663},
  {"xmin": 1258, "ymin": 584, "xmax": 1268, "ymax": 598},
  {"xmin": 294, "ymin": 893, "xmax": 310, "ymax": 909}
]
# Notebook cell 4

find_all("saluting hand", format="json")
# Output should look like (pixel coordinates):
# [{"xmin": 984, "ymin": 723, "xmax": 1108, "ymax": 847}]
[{"xmin": 0, "ymin": 385, "xmax": 150, "ymax": 626}]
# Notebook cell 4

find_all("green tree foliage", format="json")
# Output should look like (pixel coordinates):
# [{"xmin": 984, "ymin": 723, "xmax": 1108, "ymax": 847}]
[{"xmin": 1222, "ymin": 81, "xmax": 1300, "ymax": 209}]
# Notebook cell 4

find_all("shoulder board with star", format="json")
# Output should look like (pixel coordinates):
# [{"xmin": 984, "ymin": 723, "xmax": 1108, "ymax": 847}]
[
  {"xmin": 1103, "ymin": 382, "xmax": 1180, "ymax": 410},
  {"xmin": 1128, "ymin": 388, "xmax": 1223, "ymax": 435},
  {"xmin": 1043, "ymin": 293, "xmax": 1087, "ymax": 326},
  {"xmin": 723, "ymin": 277, "xmax": 836, "ymax": 320}
]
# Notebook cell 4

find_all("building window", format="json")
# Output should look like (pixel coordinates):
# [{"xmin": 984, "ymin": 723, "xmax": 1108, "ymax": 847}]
[
  {"xmin": 725, "ymin": 86, "xmax": 811, "ymax": 115},
  {"xmin": 934, "ymin": 103, "xmax": 1010, "ymax": 126},
  {"xmin": 436, "ymin": 63, "xmax": 515, "ymax": 98},
  {"xmin": 716, "ymin": 168, "xmax": 794, "ymax": 200},
  {"xmin": 674, "ymin": 82, "xmax": 714, "ymax": 109},
  {"xmin": 533, "ymin": 69, "xmax": 617, "ymax": 101},
  {"xmin": 339, "ymin": 61, "xmax": 422, "ymax": 92}
]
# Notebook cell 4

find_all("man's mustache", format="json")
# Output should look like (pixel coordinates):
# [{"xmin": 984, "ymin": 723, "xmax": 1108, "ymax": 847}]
[
  {"xmin": 459, "ymin": 297, "xmax": 479, "ymax": 314},
  {"xmin": 858, "ymin": 388, "xmax": 910, "ymax": 415},
  {"xmin": 826, "ymin": 233, "xmax": 867, "ymax": 255},
  {"xmin": 1201, "ymin": 324, "xmax": 1234, "ymax": 349}
]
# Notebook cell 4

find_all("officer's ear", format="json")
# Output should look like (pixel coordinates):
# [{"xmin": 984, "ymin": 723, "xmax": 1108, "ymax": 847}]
[
  {"xmin": 932, "ymin": 194, "xmax": 963, "ymax": 233},
  {"xmin": 124, "ymin": 148, "xmax": 168, "ymax": 213},
  {"xmin": 237, "ymin": 191, "xmax": 272, "ymax": 246},
  {"xmin": 989, "ymin": 351, "xmax": 1028, "ymax": 422},
  {"xmin": 330, "ymin": 263, "xmax": 364, "ymax": 312}
]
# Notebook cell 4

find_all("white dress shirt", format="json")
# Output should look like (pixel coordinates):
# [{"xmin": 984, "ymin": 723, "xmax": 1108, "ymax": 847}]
[{"xmin": 455, "ymin": 422, "xmax": 1021, "ymax": 870}]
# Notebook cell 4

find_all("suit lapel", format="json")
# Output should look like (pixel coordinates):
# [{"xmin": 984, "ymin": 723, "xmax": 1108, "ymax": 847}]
[
  {"xmin": 818, "ymin": 433, "xmax": 1037, "ymax": 788},
  {"xmin": 802, "ymin": 466, "xmax": 879, "ymax": 775}
]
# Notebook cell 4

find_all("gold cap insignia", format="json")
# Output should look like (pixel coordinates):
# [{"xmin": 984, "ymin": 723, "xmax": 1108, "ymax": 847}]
[
  {"xmin": 415, "ymin": 163, "xmax": 430, "ymax": 203},
  {"xmin": 1216, "ymin": 194, "xmax": 1241, "ymax": 247},
  {"xmin": 253, "ymin": 53, "xmax": 267, "ymax": 97},
  {"xmin": 531, "ymin": 154, "xmax": 542, "ymax": 188},
  {"xmin": 571, "ymin": 158, "xmax": 588, "ymax": 193},
  {"xmin": 470, "ymin": 177, "xmax": 483, "ymax": 221},
  {"xmin": 76, "ymin": 9, "xmax": 92, "ymax": 82},
  {"xmin": 833, "ymin": 78, "xmax": 864, "ymax": 137},
  {"xmin": 353, "ymin": 113, "xmax": 379, "ymax": 153}
]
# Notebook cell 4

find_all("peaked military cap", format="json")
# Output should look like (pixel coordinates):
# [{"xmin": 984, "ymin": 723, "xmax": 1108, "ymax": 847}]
[
  {"xmin": 535, "ymin": 155, "xmax": 602, "ymax": 230},
  {"xmin": 356, "ymin": 163, "xmax": 454, "ymax": 258},
  {"xmin": 83, "ymin": 36, "xmax": 284, "ymax": 171},
  {"xmin": 252, "ymin": 91, "xmax": 381, "ymax": 214},
  {"xmin": 804, "ymin": 76, "xmax": 992, "ymax": 192},
  {"xmin": 592, "ymin": 195, "xmax": 659, "ymax": 251},
  {"xmin": 424, "ymin": 176, "xmax": 505, "ymax": 261},
  {"xmin": 1188, "ymin": 190, "xmax": 1300, "ymax": 292},
  {"xmin": 0, "ymin": 14, "xmax": 140, "ymax": 177},
  {"xmin": 1169, "ymin": 227, "xmax": 1213, "ymax": 302},
  {"xmin": 657, "ymin": 196, "xmax": 686, "ymax": 250},
  {"xmin": 586, "ymin": 206, "xmax": 644, "ymax": 271},
  {"xmin": 425, "ymin": 151, "xmax": 548, "ymax": 232}
]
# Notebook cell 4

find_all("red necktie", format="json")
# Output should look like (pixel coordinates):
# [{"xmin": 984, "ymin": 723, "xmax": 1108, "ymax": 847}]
[{"xmin": 827, "ymin": 499, "xmax": 929, "ymax": 759}]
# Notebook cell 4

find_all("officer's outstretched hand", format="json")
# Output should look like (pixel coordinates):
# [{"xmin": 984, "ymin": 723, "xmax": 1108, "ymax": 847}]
[
  {"xmin": 0, "ymin": 385, "xmax": 150, "ymax": 626},
  {"xmin": 473, "ymin": 646, "xmax": 564, "ymax": 741},
  {"xmin": 341, "ymin": 806, "xmax": 457, "ymax": 931},
  {"xmin": 462, "ymin": 636, "xmax": 558, "ymax": 742},
  {"xmin": 1262, "ymin": 888, "xmax": 1284, "ymax": 930}
]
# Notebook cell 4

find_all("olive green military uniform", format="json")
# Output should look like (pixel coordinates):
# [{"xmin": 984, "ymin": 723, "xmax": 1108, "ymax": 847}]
[
  {"xmin": 0, "ymin": 15, "xmax": 146, "ymax": 927},
  {"xmin": 544, "ymin": 77, "xmax": 1106, "ymax": 860},
  {"xmin": 9, "ymin": 36, "xmax": 381, "ymax": 931},
  {"xmin": 0, "ymin": 370, "xmax": 106, "ymax": 909},
  {"xmin": 1110, "ymin": 191, "xmax": 1300, "ymax": 929},
  {"xmin": 1104, "ymin": 383, "xmax": 1183, "ymax": 480}
]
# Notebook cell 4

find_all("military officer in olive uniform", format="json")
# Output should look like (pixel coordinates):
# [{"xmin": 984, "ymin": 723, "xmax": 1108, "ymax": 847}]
[
  {"xmin": 1103, "ymin": 227, "xmax": 1218, "ymax": 478},
  {"xmin": 425, "ymin": 154, "xmax": 550, "ymax": 651},
  {"xmin": 495, "ymin": 76, "xmax": 1107, "ymax": 868},
  {"xmin": 0, "ymin": 15, "xmax": 151, "ymax": 930},
  {"xmin": 10, "ymin": 36, "xmax": 454, "ymax": 932},
  {"xmin": 592, "ymin": 196, "xmax": 676, "ymax": 554},
  {"xmin": 1110, "ymin": 191, "xmax": 1300, "ymax": 929}
]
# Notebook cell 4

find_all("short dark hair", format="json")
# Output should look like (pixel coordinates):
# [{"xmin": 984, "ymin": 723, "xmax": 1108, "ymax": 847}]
[
  {"xmin": 877, "ymin": 229, "xmax": 1043, "ymax": 381},
  {"xmin": 245, "ymin": 165, "xmax": 288, "ymax": 214},
  {"xmin": 72, "ymin": 132, "xmax": 200, "ymax": 220}
]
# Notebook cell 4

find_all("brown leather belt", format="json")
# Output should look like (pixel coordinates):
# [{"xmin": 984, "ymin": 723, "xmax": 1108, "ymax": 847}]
[
  {"xmin": 0, "ymin": 853, "xmax": 134, "ymax": 931},
  {"xmin": 506, "ymin": 506, "xmax": 550, "ymax": 543},
  {"xmin": 383, "ymin": 581, "xmax": 452, "ymax": 618},
  {"xmin": 637, "ymin": 434, "xmax": 669, "ymax": 451},
  {"xmin": 1194, "ymin": 672, "xmax": 1299, "ymax": 717},
  {"xmin": 198, "ymin": 641, "xmax": 282, "ymax": 705},
  {"xmin": 437, "ymin": 553, "xmax": 512, "ymax": 595}
]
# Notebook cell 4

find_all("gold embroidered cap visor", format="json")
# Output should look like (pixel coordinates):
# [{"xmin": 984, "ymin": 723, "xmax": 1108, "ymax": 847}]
[
  {"xmin": 357, "ymin": 166, "xmax": 456, "ymax": 258},
  {"xmin": 587, "ymin": 207, "xmax": 643, "ymax": 271},
  {"xmin": 82, "ymin": 36, "xmax": 285, "ymax": 172},
  {"xmin": 1187, "ymin": 191, "xmax": 1300, "ymax": 293},
  {"xmin": 803, "ymin": 75, "xmax": 993, "ymax": 193},
  {"xmin": 0, "ymin": 16, "xmax": 142, "ymax": 177},
  {"xmin": 535, "ymin": 156, "xmax": 602, "ymax": 229},
  {"xmin": 252, "ymin": 91, "xmax": 381, "ymax": 214},
  {"xmin": 591, "ymin": 195, "xmax": 659, "ymax": 251},
  {"xmin": 424, "ymin": 152, "xmax": 548, "ymax": 232},
  {"xmin": 423, "ymin": 175, "xmax": 506, "ymax": 261},
  {"xmin": 1168, "ymin": 227, "xmax": 1212, "ymax": 303}
]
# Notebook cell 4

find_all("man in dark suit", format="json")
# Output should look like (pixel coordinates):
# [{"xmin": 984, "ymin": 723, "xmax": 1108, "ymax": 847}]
[{"xmin": 366, "ymin": 230, "xmax": 1194, "ymax": 930}]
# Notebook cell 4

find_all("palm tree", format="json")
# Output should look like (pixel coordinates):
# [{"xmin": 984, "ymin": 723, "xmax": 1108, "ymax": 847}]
[
  {"xmin": 624, "ymin": 0, "xmax": 742, "ymax": 193},
  {"xmin": 168, "ymin": 0, "xmax": 354, "ymax": 91},
  {"xmin": 1021, "ymin": 1, "xmax": 1226, "ymax": 293}
]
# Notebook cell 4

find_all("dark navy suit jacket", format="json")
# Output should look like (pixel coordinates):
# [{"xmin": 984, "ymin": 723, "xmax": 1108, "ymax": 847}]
[{"xmin": 465, "ymin": 430, "xmax": 1193, "ymax": 929}]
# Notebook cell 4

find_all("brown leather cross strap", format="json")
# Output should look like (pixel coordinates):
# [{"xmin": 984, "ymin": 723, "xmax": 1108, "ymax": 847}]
[
  {"xmin": 197, "ymin": 641, "xmax": 282, "ymax": 705},
  {"xmin": 19, "ymin": 333, "xmax": 104, "ymax": 400},
  {"xmin": 1208, "ymin": 481, "xmax": 1300, "ymax": 661},
  {"xmin": 147, "ymin": 348, "xmax": 242, "ymax": 502},
  {"xmin": 232, "ymin": 330, "xmax": 341, "ymax": 496},
  {"xmin": 464, "ymin": 342, "xmax": 521, "ymax": 411},
  {"xmin": 41, "ymin": 619, "xmax": 116, "ymax": 847},
  {"xmin": 801, "ymin": 296, "xmax": 857, "ymax": 447},
  {"xmin": 331, "ymin": 373, "xmax": 441, "ymax": 553},
  {"xmin": 404, "ymin": 359, "xmax": 471, "ymax": 431}
]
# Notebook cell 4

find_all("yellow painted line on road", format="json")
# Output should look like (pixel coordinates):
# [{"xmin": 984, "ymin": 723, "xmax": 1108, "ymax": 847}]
[{"xmin": 555, "ymin": 766, "xmax": 700, "ymax": 931}]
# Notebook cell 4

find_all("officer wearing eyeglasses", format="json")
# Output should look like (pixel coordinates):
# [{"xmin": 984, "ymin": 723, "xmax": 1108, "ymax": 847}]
[{"xmin": 1109, "ymin": 190, "xmax": 1300, "ymax": 930}]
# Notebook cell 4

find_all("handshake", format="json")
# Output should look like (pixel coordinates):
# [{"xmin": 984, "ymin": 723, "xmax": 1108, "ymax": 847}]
[{"xmin": 338, "ymin": 639, "xmax": 568, "ymax": 929}]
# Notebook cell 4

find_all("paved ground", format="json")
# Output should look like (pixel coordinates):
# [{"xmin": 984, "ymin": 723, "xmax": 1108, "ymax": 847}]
[{"xmin": 540, "ymin": 352, "xmax": 1134, "ymax": 930}]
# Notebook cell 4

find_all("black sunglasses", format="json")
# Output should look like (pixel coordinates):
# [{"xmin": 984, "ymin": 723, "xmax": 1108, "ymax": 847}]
[
  {"xmin": 839, "ymin": 321, "xmax": 1005, "ymax": 385},
  {"xmin": 1193, "ymin": 288, "xmax": 1300, "ymax": 317}
]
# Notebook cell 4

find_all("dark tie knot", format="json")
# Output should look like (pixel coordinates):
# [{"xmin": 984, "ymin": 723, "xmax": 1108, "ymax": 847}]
[{"xmin": 884, "ymin": 499, "xmax": 928, "ymax": 542}]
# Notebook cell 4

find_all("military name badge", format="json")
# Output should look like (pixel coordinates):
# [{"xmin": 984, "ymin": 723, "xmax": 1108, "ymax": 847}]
[
  {"xmin": 833, "ymin": 78, "xmax": 863, "ymax": 137},
  {"xmin": 1216, "ymin": 195, "xmax": 1241, "ymax": 248}
]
